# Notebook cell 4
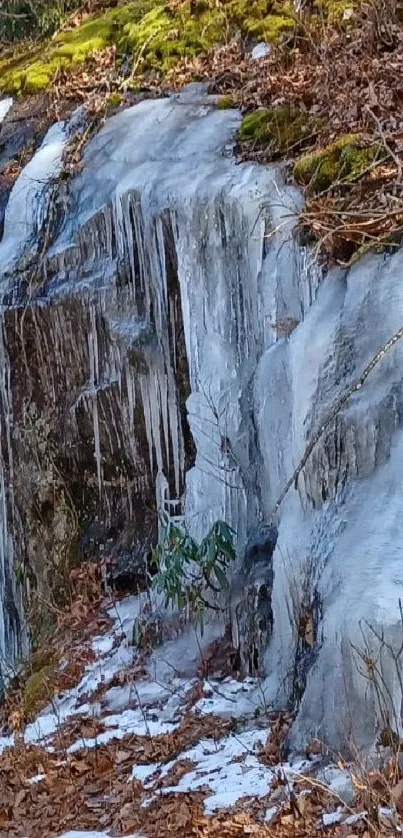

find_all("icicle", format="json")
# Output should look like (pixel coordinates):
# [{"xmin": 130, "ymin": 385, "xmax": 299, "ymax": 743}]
[
  {"xmin": 167, "ymin": 372, "xmax": 181, "ymax": 498},
  {"xmin": 158, "ymin": 367, "xmax": 170, "ymax": 476},
  {"xmin": 139, "ymin": 375, "xmax": 154, "ymax": 474},
  {"xmin": 151, "ymin": 370, "xmax": 163, "ymax": 474},
  {"xmin": 88, "ymin": 304, "xmax": 103, "ymax": 498},
  {"xmin": 0, "ymin": 309, "xmax": 23, "ymax": 677},
  {"xmin": 125, "ymin": 364, "xmax": 140, "ymax": 468}
]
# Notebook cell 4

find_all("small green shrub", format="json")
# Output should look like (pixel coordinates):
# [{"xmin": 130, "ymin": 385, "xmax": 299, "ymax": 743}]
[{"xmin": 152, "ymin": 520, "xmax": 235, "ymax": 629}]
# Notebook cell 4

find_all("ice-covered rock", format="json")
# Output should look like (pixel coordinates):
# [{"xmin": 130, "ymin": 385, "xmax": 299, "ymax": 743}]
[{"xmin": 1, "ymin": 88, "xmax": 403, "ymax": 752}]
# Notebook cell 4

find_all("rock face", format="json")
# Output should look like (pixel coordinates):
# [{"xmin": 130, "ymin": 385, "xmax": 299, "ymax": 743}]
[{"xmin": 1, "ymin": 88, "xmax": 403, "ymax": 751}]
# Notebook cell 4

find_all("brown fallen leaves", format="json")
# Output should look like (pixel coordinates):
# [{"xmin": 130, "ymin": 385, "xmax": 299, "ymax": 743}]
[
  {"xmin": 0, "ymin": 562, "xmax": 113, "ymax": 733},
  {"xmin": 0, "ymin": 712, "xmax": 233, "ymax": 837}
]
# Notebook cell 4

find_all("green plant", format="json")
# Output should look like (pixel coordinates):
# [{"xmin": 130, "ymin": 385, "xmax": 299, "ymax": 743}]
[{"xmin": 152, "ymin": 520, "xmax": 235, "ymax": 629}]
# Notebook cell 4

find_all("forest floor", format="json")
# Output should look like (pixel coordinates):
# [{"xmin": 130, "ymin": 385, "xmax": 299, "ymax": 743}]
[{"xmin": 0, "ymin": 564, "xmax": 400, "ymax": 838}]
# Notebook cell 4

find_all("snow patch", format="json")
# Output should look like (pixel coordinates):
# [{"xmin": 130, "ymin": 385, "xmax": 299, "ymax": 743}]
[
  {"xmin": 27, "ymin": 773, "xmax": 46, "ymax": 785},
  {"xmin": 193, "ymin": 677, "xmax": 262, "ymax": 718}
]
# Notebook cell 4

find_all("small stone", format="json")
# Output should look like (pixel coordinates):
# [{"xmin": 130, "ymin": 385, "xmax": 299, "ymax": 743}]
[{"xmin": 251, "ymin": 42, "xmax": 272, "ymax": 60}]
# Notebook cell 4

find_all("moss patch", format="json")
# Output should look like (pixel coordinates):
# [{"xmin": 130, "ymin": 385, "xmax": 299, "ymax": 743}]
[
  {"xmin": 29, "ymin": 647, "xmax": 58, "ymax": 674},
  {"xmin": 118, "ymin": 0, "xmax": 296, "ymax": 73},
  {"xmin": 0, "ymin": 11, "xmax": 118, "ymax": 93},
  {"xmin": 293, "ymin": 134, "xmax": 382, "ymax": 193},
  {"xmin": 106, "ymin": 91, "xmax": 123, "ymax": 108},
  {"xmin": 314, "ymin": 0, "xmax": 356, "ymax": 22},
  {"xmin": 23, "ymin": 661, "xmax": 58, "ymax": 720},
  {"xmin": 238, "ymin": 105, "xmax": 323, "ymax": 156},
  {"xmin": 216, "ymin": 95, "xmax": 236, "ymax": 109},
  {"xmin": 0, "ymin": 0, "xmax": 297, "ymax": 94}
]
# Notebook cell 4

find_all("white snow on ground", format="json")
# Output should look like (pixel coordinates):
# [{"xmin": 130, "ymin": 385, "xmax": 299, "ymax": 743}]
[
  {"xmin": 22, "ymin": 640, "xmax": 134, "ymax": 748},
  {"xmin": 193, "ymin": 677, "xmax": 263, "ymax": 717},
  {"xmin": 0, "ymin": 595, "xmax": 142, "ymax": 755},
  {"xmin": 135, "ymin": 730, "xmax": 318, "ymax": 814},
  {"xmin": 68, "ymin": 707, "xmax": 180, "ymax": 753}
]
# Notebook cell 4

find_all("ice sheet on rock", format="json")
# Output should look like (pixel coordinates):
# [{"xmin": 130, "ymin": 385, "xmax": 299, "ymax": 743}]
[
  {"xmin": 0, "ymin": 122, "xmax": 68, "ymax": 275},
  {"xmin": 107, "ymin": 594, "xmax": 146, "ymax": 643},
  {"xmin": 0, "ymin": 98, "xmax": 12, "ymax": 122},
  {"xmin": 147, "ymin": 618, "xmax": 225, "ymax": 683}
]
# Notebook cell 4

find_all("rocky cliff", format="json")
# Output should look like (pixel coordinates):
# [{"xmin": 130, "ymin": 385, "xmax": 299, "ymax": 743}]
[{"xmin": 1, "ymin": 79, "xmax": 403, "ymax": 754}]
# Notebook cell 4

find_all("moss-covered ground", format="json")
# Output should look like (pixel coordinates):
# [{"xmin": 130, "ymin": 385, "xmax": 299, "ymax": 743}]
[
  {"xmin": 0, "ymin": 0, "xmax": 297, "ymax": 94},
  {"xmin": 238, "ymin": 106, "xmax": 324, "ymax": 157},
  {"xmin": 0, "ymin": 0, "xmax": 401, "ymax": 261},
  {"xmin": 293, "ymin": 135, "xmax": 382, "ymax": 193}
]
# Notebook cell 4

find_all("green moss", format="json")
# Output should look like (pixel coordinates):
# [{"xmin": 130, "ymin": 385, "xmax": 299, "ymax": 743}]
[
  {"xmin": 293, "ymin": 134, "xmax": 381, "ymax": 193},
  {"xmin": 106, "ymin": 91, "xmax": 123, "ymax": 108},
  {"xmin": 29, "ymin": 647, "xmax": 58, "ymax": 673},
  {"xmin": 243, "ymin": 10, "xmax": 295, "ymax": 41},
  {"xmin": 216, "ymin": 95, "xmax": 235, "ymax": 109},
  {"xmin": 0, "ymin": 0, "xmax": 297, "ymax": 94},
  {"xmin": 238, "ymin": 105, "xmax": 323, "ymax": 155},
  {"xmin": 314, "ymin": 0, "xmax": 356, "ymax": 21},
  {"xmin": 23, "ymin": 662, "xmax": 58, "ymax": 720},
  {"xmin": 0, "ymin": 8, "xmax": 120, "ymax": 93}
]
